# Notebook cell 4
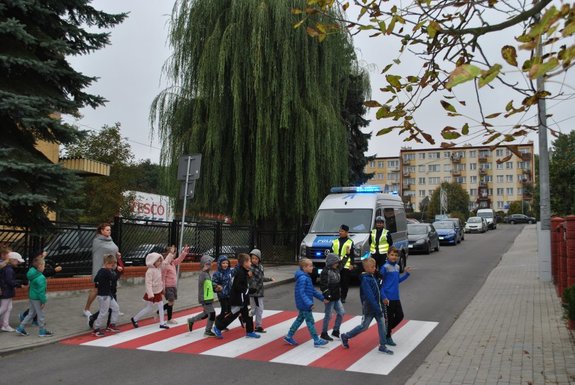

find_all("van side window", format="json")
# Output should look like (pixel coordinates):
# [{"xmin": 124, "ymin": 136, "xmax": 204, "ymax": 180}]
[
  {"xmin": 394, "ymin": 208, "xmax": 407, "ymax": 233},
  {"xmin": 375, "ymin": 208, "xmax": 382, "ymax": 224},
  {"xmin": 384, "ymin": 208, "xmax": 397, "ymax": 233}
]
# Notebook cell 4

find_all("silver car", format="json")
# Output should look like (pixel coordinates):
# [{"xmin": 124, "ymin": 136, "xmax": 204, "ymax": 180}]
[{"xmin": 465, "ymin": 217, "xmax": 488, "ymax": 233}]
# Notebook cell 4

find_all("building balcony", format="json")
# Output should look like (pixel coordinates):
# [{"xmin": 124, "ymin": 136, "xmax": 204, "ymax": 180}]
[
  {"xmin": 521, "ymin": 152, "xmax": 532, "ymax": 161},
  {"xmin": 479, "ymin": 182, "xmax": 488, "ymax": 188},
  {"xmin": 451, "ymin": 170, "xmax": 461, "ymax": 177},
  {"xmin": 402, "ymin": 184, "xmax": 413, "ymax": 191},
  {"xmin": 402, "ymin": 158, "xmax": 411, "ymax": 166},
  {"xmin": 451, "ymin": 155, "xmax": 462, "ymax": 163},
  {"xmin": 479, "ymin": 169, "xmax": 487, "ymax": 176},
  {"xmin": 402, "ymin": 171, "xmax": 411, "ymax": 177},
  {"xmin": 479, "ymin": 156, "xmax": 489, "ymax": 163},
  {"xmin": 390, "ymin": 167, "xmax": 400, "ymax": 172}
]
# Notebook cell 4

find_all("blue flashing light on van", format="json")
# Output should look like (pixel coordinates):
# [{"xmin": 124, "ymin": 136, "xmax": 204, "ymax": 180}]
[{"xmin": 330, "ymin": 186, "xmax": 382, "ymax": 194}]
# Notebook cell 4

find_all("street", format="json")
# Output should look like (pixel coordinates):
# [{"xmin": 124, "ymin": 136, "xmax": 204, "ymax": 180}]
[{"xmin": 0, "ymin": 225, "xmax": 525, "ymax": 385}]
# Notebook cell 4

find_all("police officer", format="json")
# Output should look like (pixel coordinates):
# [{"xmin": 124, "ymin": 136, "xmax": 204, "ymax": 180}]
[
  {"xmin": 331, "ymin": 224, "xmax": 354, "ymax": 303},
  {"xmin": 370, "ymin": 216, "xmax": 393, "ymax": 271}
]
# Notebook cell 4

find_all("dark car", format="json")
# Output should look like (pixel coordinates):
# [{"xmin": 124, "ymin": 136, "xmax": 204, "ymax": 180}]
[
  {"xmin": 433, "ymin": 221, "xmax": 459, "ymax": 245},
  {"xmin": 407, "ymin": 223, "xmax": 440, "ymax": 254},
  {"xmin": 122, "ymin": 243, "xmax": 167, "ymax": 266},
  {"xmin": 444, "ymin": 217, "xmax": 464, "ymax": 242},
  {"xmin": 505, "ymin": 214, "xmax": 537, "ymax": 224}
]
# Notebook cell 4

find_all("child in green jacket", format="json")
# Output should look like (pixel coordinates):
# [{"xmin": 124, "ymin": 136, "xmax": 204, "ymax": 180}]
[{"xmin": 16, "ymin": 256, "xmax": 53, "ymax": 337}]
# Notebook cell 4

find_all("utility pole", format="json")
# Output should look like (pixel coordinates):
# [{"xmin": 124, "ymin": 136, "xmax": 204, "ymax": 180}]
[{"xmin": 536, "ymin": 33, "xmax": 552, "ymax": 282}]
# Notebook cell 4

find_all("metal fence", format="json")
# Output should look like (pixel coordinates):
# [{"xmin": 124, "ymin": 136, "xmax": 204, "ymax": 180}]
[{"xmin": 0, "ymin": 218, "xmax": 299, "ymax": 276}]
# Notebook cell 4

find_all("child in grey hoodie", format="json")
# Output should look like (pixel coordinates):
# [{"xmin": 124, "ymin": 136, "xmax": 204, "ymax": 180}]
[{"xmin": 187, "ymin": 255, "xmax": 217, "ymax": 337}]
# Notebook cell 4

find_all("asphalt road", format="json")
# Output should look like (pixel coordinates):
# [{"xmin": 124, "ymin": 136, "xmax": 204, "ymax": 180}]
[{"xmin": 1, "ymin": 224, "xmax": 524, "ymax": 385}]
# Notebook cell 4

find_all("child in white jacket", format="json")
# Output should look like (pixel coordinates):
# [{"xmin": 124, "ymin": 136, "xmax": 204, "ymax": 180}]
[{"xmin": 131, "ymin": 253, "xmax": 169, "ymax": 329}]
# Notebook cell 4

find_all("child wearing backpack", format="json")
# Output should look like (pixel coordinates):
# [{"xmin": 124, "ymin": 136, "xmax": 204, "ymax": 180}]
[{"xmin": 319, "ymin": 253, "xmax": 345, "ymax": 341}]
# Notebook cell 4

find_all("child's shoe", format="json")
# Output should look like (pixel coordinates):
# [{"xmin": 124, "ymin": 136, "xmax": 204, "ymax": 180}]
[
  {"xmin": 283, "ymin": 336, "xmax": 298, "ymax": 346},
  {"xmin": 378, "ymin": 345, "xmax": 394, "ymax": 354},
  {"xmin": 106, "ymin": 324, "xmax": 121, "ymax": 333},
  {"xmin": 313, "ymin": 338, "xmax": 328, "ymax": 347},
  {"xmin": 386, "ymin": 337, "xmax": 397, "ymax": 346},
  {"xmin": 1, "ymin": 326, "xmax": 15, "ymax": 332},
  {"xmin": 187, "ymin": 319, "xmax": 194, "ymax": 332},
  {"xmin": 246, "ymin": 332, "xmax": 261, "ymax": 338},
  {"xmin": 204, "ymin": 330, "xmax": 216, "ymax": 338},
  {"xmin": 39, "ymin": 329, "xmax": 53, "ymax": 337},
  {"xmin": 212, "ymin": 326, "xmax": 223, "ymax": 339},
  {"xmin": 331, "ymin": 330, "xmax": 340, "ymax": 338},
  {"xmin": 341, "ymin": 333, "xmax": 349, "ymax": 349},
  {"xmin": 320, "ymin": 332, "xmax": 333, "ymax": 341},
  {"xmin": 15, "ymin": 326, "xmax": 28, "ymax": 336},
  {"xmin": 167, "ymin": 319, "xmax": 178, "ymax": 325},
  {"xmin": 159, "ymin": 323, "xmax": 170, "ymax": 329},
  {"xmin": 130, "ymin": 317, "xmax": 139, "ymax": 328},
  {"xmin": 92, "ymin": 329, "xmax": 105, "ymax": 337},
  {"xmin": 254, "ymin": 326, "xmax": 266, "ymax": 333}
]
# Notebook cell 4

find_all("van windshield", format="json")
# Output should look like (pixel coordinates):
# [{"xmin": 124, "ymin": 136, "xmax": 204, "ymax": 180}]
[
  {"xmin": 310, "ymin": 209, "xmax": 372, "ymax": 233},
  {"xmin": 477, "ymin": 212, "xmax": 493, "ymax": 218}
]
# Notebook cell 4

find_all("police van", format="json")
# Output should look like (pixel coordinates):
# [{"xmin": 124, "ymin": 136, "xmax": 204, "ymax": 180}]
[{"xmin": 299, "ymin": 186, "xmax": 409, "ymax": 280}]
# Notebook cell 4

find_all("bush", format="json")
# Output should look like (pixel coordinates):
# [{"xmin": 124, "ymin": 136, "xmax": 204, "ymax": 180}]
[{"xmin": 562, "ymin": 285, "xmax": 575, "ymax": 321}]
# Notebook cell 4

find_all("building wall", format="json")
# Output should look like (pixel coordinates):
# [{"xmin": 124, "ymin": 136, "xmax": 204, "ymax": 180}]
[
  {"xmin": 364, "ymin": 143, "xmax": 535, "ymax": 213},
  {"xmin": 364, "ymin": 156, "xmax": 401, "ymax": 193}
]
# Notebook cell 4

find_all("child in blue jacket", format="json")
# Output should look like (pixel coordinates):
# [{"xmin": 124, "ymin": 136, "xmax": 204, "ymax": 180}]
[
  {"xmin": 283, "ymin": 258, "xmax": 328, "ymax": 347},
  {"xmin": 341, "ymin": 257, "xmax": 393, "ymax": 354},
  {"xmin": 380, "ymin": 246, "xmax": 411, "ymax": 346},
  {"xmin": 212, "ymin": 255, "xmax": 232, "ymax": 321}
]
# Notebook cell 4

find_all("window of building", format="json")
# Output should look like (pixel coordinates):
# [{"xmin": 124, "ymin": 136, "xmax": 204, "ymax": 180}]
[
  {"xmin": 369, "ymin": 161, "xmax": 375, "ymax": 168},
  {"xmin": 497, "ymin": 175, "xmax": 504, "ymax": 183},
  {"xmin": 419, "ymin": 190, "xmax": 426, "ymax": 197},
  {"xmin": 428, "ymin": 189, "xmax": 435, "ymax": 196},
  {"xmin": 444, "ymin": 176, "xmax": 451, "ymax": 182},
  {"xmin": 497, "ymin": 201, "xmax": 504, "ymax": 209},
  {"xmin": 418, "ymin": 165, "xmax": 426, "ymax": 173},
  {"xmin": 497, "ymin": 188, "xmax": 504, "ymax": 196},
  {"xmin": 387, "ymin": 160, "xmax": 399, "ymax": 168},
  {"xmin": 506, "ymin": 162, "xmax": 513, "ymax": 169},
  {"xmin": 443, "ymin": 164, "xmax": 452, "ymax": 172},
  {"xmin": 485, "ymin": 175, "xmax": 493, "ymax": 182},
  {"xmin": 480, "ymin": 163, "xmax": 492, "ymax": 170},
  {"xmin": 419, "ymin": 153, "xmax": 426, "ymax": 159},
  {"xmin": 444, "ymin": 151, "xmax": 451, "ymax": 158},
  {"xmin": 488, "ymin": 188, "xmax": 493, "ymax": 195},
  {"xmin": 479, "ymin": 149, "xmax": 491, "ymax": 158},
  {"xmin": 470, "ymin": 175, "xmax": 477, "ymax": 184},
  {"xmin": 496, "ymin": 149, "xmax": 504, "ymax": 157},
  {"xmin": 469, "ymin": 150, "xmax": 476, "ymax": 158},
  {"xmin": 428, "ymin": 177, "xmax": 441, "ymax": 184},
  {"xmin": 469, "ymin": 163, "xmax": 477, "ymax": 170},
  {"xmin": 517, "ymin": 161, "xmax": 530, "ymax": 169},
  {"xmin": 506, "ymin": 175, "xmax": 514, "ymax": 183},
  {"xmin": 377, "ymin": 173, "xmax": 383, "ymax": 179},
  {"xmin": 455, "ymin": 176, "xmax": 466, "ymax": 184},
  {"xmin": 419, "ymin": 177, "xmax": 426, "ymax": 185},
  {"xmin": 496, "ymin": 163, "xmax": 504, "ymax": 170},
  {"xmin": 470, "ymin": 188, "xmax": 477, "ymax": 196},
  {"xmin": 428, "ymin": 164, "xmax": 440, "ymax": 172},
  {"xmin": 506, "ymin": 187, "xmax": 514, "ymax": 195}
]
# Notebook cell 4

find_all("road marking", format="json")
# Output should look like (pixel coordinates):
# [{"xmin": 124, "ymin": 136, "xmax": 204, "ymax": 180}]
[{"xmin": 61, "ymin": 309, "xmax": 438, "ymax": 376}]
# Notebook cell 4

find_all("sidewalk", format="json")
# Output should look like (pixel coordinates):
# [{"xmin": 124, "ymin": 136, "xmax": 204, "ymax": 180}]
[
  {"xmin": 0, "ymin": 264, "xmax": 296, "ymax": 355},
  {"xmin": 406, "ymin": 225, "xmax": 575, "ymax": 385}
]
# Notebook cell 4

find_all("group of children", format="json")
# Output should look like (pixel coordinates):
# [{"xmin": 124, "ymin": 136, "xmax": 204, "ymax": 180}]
[{"xmin": 284, "ymin": 245, "xmax": 411, "ymax": 353}]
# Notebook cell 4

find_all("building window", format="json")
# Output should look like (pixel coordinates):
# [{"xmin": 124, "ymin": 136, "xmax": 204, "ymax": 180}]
[
  {"xmin": 443, "ymin": 164, "xmax": 452, "ymax": 172},
  {"xmin": 419, "ymin": 190, "xmax": 426, "ymax": 197},
  {"xmin": 387, "ymin": 160, "xmax": 399, "ymax": 168},
  {"xmin": 497, "ymin": 188, "xmax": 504, "ymax": 196},
  {"xmin": 444, "ymin": 151, "xmax": 451, "ymax": 158},
  {"xmin": 418, "ymin": 165, "xmax": 426, "ymax": 173},
  {"xmin": 470, "ymin": 188, "xmax": 477, "ymax": 196},
  {"xmin": 444, "ymin": 176, "xmax": 451, "ymax": 182},
  {"xmin": 469, "ymin": 163, "xmax": 477, "ymax": 170},
  {"xmin": 429, "ymin": 177, "xmax": 441, "ymax": 184},
  {"xmin": 506, "ymin": 175, "xmax": 514, "ymax": 183},
  {"xmin": 369, "ymin": 161, "xmax": 375, "ymax": 168},
  {"xmin": 428, "ymin": 164, "xmax": 440, "ymax": 172},
  {"xmin": 419, "ymin": 177, "xmax": 426, "ymax": 185},
  {"xmin": 419, "ymin": 153, "xmax": 426, "ymax": 159},
  {"xmin": 455, "ymin": 176, "xmax": 466, "ymax": 184},
  {"xmin": 496, "ymin": 163, "xmax": 504, "ymax": 170},
  {"xmin": 496, "ymin": 149, "xmax": 504, "ymax": 157},
  {"xmin": 480, "ymin": 163, "xmax": 492, "ymax": 170},
  {"xmin": 506, "ymin": 162, "xmax": 513, "ymax": 169},
  {"xmin": 377, "ymin": 173, "xmax": 383, "ymax": 179},
  {"xmin": 469, "ymin": 150, "xmax": 476, "ymax": 158},
  {"xmin": 470, "ymin": 175, "xmax": 477, "ymax": 184},
  {"xmin": 497, "ymin": 175, "xmax": 504, "ymax": 183},
  {"xmin": 506, "ymin": 187, "xmax": 514, "ymax": 195}
]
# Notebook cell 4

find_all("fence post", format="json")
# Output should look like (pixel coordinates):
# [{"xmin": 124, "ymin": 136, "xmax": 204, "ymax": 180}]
[
  {"xmin": 215, "ymin": 222, "xmax": 221, "ymax": 258},
  {"xmin": 552, "ymin": 217, "xmax": 564, "ymax": 293},
  {"xmin": 560, "ymin": 223, "xmax": 568, "ymax": 297},
  {"xmin": 170, "ymin": 219, "xmax": 179, "ymax": 248},
  {"xmin": 113, "ymin": 216, "xmax": 122, "ymax": 251}
]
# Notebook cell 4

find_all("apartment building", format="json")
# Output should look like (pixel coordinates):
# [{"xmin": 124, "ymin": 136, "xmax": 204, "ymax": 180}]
[
  {"xmin": 364, "ymin": 156, "xmax": 401, "ymax": 193},
  {"xmin": 364, "ymin": 143, "xmax": 535, "ymax": 213}
]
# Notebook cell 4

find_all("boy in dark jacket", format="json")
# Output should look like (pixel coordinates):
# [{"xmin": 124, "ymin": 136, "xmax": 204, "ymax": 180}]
[
  {"xmin": 341, "ymin": 257, "xmax": 393, "ymax": 354},
  {"xmin": 92, "ymin": 254, "xmax": 121, "ymax": 337},
  {"xmin": 319, "ymin": 253, "xmax": 345, "ymax": 341},
  {"xmin": 212, "ymin": 255, "xmax": 233, "ymax": 321},
  {"xmin": 187, "ymin": 255, "xmax": 217, "ymax": 337},
  {"xmin": 249, "ymin": 249, "xmax": 273, "ymax": 333},
  {"xmin": 0, "ymin": 252, "xmax": 25, "ymax": 332},
  {"xmin": 213, "ymin": 253, "xmax": 259, "ymax": 339},
  {"xmin": 283, "ymin": 258, "xmax": 328, "ymax": 347}
]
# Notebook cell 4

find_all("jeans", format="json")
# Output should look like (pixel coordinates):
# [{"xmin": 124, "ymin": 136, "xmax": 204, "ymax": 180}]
[
  {"xmin": 322, "ymin": 300, "xmax": 344, "ymax": 334},
  {"xmin": 94, "ymin": 295, "xmax": 119, "ymax": 329},
  {"xmin": 20, "ymin": 299, "xmax": 45, "ymax": 329},
  {"xmin": 287, "ymin": 310, "xmax": 318, "ymax": 340},
  {"xmin": 345, "ymin": 312, "xmax": 387, "ymax": 347}
]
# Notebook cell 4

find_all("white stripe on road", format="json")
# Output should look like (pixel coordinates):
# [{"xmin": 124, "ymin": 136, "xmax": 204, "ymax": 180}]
[{"xmin": 346, "ymin": 320, "xmax": 438, "ymax": 375}]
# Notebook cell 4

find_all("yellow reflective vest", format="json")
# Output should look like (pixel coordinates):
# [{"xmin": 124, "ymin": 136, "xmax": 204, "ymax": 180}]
[
  {"xmin": 332, "ymin": 238, "xmax": 354, "ymax": 269},
  {"xmin": 370, "ymin": 228, "xmax": 390, "ymax": 255}
]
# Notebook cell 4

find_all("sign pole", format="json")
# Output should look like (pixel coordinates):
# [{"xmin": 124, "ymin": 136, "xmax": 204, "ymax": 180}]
[{"xmin": 177, "ymin": 156, "xmax": 192, "ymax": 281}]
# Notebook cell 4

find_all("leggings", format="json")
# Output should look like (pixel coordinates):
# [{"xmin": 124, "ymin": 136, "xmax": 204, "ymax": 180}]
[
  {"xmin": 134, "ymin": 300, "xmax": 164, "ymax": 324},
  {"xmin": 0, "ymin": 298, "xmax": 13, "ymax": 328}
]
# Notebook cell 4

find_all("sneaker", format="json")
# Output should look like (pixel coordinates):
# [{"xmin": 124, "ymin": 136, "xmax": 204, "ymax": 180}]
[
  {"xmin": 341, "ymin": 333, "xmax": 349, "ymax": 349},
  {"xmin": 331, "ymin": 330, "xmax": 340, "ymax": 338},
  {"xmin": 212, "ymin": 326, "xmax": 223, "ymax": 339},
  {"xmin": 386, "ymin": 337, "xmax": 397, "ymax": 346},
  {"xmin": 283, "ymin": 336, "xmax": 298, "ymax": 346},
  {"xmin": 378, "ymin": 345, "xmax": 394, "ymax": 354},
  {"xmin": 15, "ymin": 327, "xmax": 28, "ymax": 336},
  {"xmin": 159, "ymin": 324, "xmax": 170, "ymax": 329},
  {"xmin": 39, "ymin": 329, "xmax": 53, "ymax": 337},
  {"xmin": 130, "ymin": 317, "xmax": 139, "ymax": 328},
  {"xmin": 106, "ymin": 324, "xmax": 121, "ymax": 333},
  {"xmin": 167, "ymin": 319, "xmax": 178, "ymax": 325},
  {"xmin": 246, "ymin": 332, "xmax": 261, "ymax": 339},
  {"xmin": 204, "ymin": 330, "xmax": 217, "ymax": 338},
  {"xmin": 92, "ymin": 329, "xmax": 105, "ymax": 337},
  {"xmin": 1, "ymin": 326, "xmax": 15, "ymax": 332},
  {"xmin": 83, "ymin": 309, "xmax": 92, "ymax": 317},
  {"xmin": 314, "ymin": 338, "xmax": 328, "ymax": 347},
  {"xmin": 320, "ymin": 332, "xmax": 333, "ymax": 341},
  {"xmin": 187, "ymin": 319, "xmax": 194, "ymax": 332},
  {"xmin": 254, "ymin": 326, "xmax": 266, "ymax": 333}
]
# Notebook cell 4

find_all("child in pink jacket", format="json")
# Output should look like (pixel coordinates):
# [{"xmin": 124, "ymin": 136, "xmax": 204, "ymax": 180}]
[
  {"xmin": 131, "ymin": 253, "xmax": 169, "ymax": 329},
  {"xmin": 161, "ymin": 245, "xmax": 188, "ymax": 324}
]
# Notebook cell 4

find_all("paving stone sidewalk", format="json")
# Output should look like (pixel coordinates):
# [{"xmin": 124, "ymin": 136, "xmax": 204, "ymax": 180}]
[{"xmin": 406, "ymin": 225, "xmax": 575, "ymax": 385}]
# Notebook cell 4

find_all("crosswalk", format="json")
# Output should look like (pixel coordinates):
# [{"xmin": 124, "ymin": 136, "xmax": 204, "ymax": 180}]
[{"xmin": 61, "ymin": 307, "xmax": 437, "ymax": 376}]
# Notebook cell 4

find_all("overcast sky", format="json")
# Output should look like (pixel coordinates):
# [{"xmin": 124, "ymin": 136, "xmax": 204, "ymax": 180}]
[{"xmin": 66, "ymin": 1, "xmax": 575, "ymax": 164}]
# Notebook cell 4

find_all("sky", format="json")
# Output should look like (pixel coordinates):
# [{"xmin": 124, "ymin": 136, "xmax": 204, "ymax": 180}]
[{"xmin": 66, "ymin": 1, "xmax": 575, "ymax": 164}]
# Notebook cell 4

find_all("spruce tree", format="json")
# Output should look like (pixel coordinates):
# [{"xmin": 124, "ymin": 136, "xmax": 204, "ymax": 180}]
[{"xmin": 0, "ymin": 1, "xmax": 126, "ymax": 232}]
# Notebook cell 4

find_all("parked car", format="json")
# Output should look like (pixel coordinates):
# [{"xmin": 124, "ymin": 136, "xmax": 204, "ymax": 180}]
[
  {"xmin": 407, "ymin": 223, "xmax": 440, "ymax": 254},
  {"xmin": 122, "ymin": 243, "xmax": 167, "ymax": 266},
  {"xmin": 433, "ymin": 221, "xmax": 459, "ymax": 245},
  {"xmin": 505, "ymin": 214, "xmax": 537, "ymax": 224},
  {"xmin": 406, "ymin": 218, "xmax": 421, "ymax": 224},
  {"xmin": 444, "ymin": 217, "xmax": 464, "ymax": 242},
  {"xmin": 465, "ymin": 216, "xmax": 488, "ymax": 233}
]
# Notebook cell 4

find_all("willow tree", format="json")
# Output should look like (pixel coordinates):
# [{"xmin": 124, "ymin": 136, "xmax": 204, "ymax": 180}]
[{"xmin": 151, "ymin": 0, "xmax": 367, "ymax": 224}]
